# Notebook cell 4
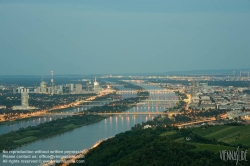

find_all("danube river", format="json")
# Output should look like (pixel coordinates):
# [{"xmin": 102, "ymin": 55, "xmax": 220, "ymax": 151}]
[{"xmin": 0, "ymin": 84, "xmax": 176, "ymax": 165}]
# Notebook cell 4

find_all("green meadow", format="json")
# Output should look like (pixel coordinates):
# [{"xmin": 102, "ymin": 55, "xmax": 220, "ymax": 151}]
[{"xmin": 192, "ymin": 125, "xmax": 250, "ymax": 146}]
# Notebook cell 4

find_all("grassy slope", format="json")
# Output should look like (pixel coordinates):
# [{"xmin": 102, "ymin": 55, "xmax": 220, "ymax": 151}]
[
  {"xmin": 160, "ymin": 130, "xmax": 244, "ymax": 153},
  {"xmin": 191, "ymin": 125, "xmax": 250, "ymax": 146},
  {"xmin": 188, "ymin": 143, "xmax": 236, "ymax": 153}
]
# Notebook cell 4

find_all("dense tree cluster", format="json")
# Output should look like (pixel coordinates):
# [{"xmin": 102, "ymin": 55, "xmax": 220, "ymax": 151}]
[{"xmin": 72, "ymin": 127, "xmax": 249, "ymax": 166}]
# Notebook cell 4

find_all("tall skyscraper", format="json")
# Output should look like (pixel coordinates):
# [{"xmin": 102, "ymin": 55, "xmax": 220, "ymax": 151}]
[
  {"xmin": 51, "ymin": 70, "xmax": 54, "ymax": 95},
  {"xmin": 40, "ymin": 81, "xmax": 47, "ymax": 93},
  {"xmin": 21, "ymin": 92, "xmax": 29, "ymax": 107},
  {"xmin": 190, "ymin": 80, "xmax": 195, "ymax": 97},
  {"xmin": 70, "ymin": 83, "xmax": 74, "ymax": 92}
]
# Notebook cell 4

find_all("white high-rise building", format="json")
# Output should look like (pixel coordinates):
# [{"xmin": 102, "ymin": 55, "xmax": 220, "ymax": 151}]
[
  {"xmin": 21, "ymin": 92, "xmax": 29, "ymax": 107},
  {"xmin": 17, "ymin": 87, "xmax": 30, "ymax": 93},
  {"xmin": 70, "ymin": 84, "xmax": 74, "ymax": 92},
  {"xmin": 40, "ymin": 81, "xmax": 47, "ymax": 93}
]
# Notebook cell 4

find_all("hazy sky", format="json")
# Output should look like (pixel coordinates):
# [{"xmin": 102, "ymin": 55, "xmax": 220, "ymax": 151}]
[{"xmin": 0, "ymin": 0, "xmax": 250, "ymax": 75}]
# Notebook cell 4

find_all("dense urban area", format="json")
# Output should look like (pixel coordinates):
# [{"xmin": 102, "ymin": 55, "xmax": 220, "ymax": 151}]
[{"xmin": 0, "ymin": 71, "xmax": 250, "ymax": 165}]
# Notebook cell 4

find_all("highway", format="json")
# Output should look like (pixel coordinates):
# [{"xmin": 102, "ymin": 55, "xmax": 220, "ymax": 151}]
[{"xmin": 174, "ymin": 117, "xmax": 216, "ymax": 128}]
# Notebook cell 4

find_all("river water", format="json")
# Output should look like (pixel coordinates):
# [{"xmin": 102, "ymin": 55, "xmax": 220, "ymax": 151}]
[
  {"xmin": 0, "ymin": 106, "xmax": 103, "ymax": 135},
  {"xmin": 0, "ymin": 85, "xmax": 135, "ymax": 135},
  {"xmin": 0, "ymin": 84, "xmax": 176, "ymax": 165}
]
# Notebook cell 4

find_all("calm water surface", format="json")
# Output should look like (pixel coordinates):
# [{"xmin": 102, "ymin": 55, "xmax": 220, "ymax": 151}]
[{"xmin": 0, "ymin": 84, "xmax": 176, "ymax": 165}]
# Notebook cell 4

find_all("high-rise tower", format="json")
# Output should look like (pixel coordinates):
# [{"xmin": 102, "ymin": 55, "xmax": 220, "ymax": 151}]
[
  {"xmin": 21, "ymin": 92, "xmax": 29, "ymax": 107},
  {"xmin": 40, "ymin": 81, "xmax": 47, "ymax": 94},
  {"xmin": 51, "ymin": 70, "xmax": 54, "ymax": 95},
  {"xmin": 240, "ymin": 70, "xmax": 242, "ymax": 80},
  {"xmin": 190, "ymin": 79, "xmax": 195, "ymax": 97}
]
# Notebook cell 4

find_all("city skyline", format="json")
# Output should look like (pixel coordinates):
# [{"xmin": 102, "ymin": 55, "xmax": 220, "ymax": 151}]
[{"xmin": 1, "ymin": 1, "xmax": 250, "ymax": 165}]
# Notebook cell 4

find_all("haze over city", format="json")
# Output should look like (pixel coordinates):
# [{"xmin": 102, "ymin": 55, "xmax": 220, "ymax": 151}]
[
  {"xmin": 0, "ymin": 0, "xmax": 250, "ymax": 75},
  {"xmin": 1, "ymin": 1, "xmax": 250, "ymax": 165}
]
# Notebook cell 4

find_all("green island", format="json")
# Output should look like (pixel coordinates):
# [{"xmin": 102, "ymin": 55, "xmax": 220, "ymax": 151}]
[
  {"xmin": 0, "ymin": 115, "xmax": 106, "ymax": 151},
  {"xmin": 73, "ymin": 125, "xmax": 250, "ymax": 166}
]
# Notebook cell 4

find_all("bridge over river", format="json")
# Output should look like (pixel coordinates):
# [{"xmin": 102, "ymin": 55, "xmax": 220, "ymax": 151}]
[
  {"xmin": 116, "ymin": 89, "xmax": 174, "ymax": 94},
  {"xmin": 41, "ymin": 111, "xmax": 181, "ymax": 117},
  {"xmin": 81, "ymin": 99, "xmax": 179, "ymax": 103}
]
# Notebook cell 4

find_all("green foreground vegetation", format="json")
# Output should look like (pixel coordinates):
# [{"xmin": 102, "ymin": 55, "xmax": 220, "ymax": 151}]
[
  {"xmin": 192, "ymin": 124, "xmax": 250, "ymax": 147},
  {"xmin": 71, "ymin": 125, "xmax": 250, "ymax": 166}
]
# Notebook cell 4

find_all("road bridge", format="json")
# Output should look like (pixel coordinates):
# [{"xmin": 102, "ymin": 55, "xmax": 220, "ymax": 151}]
[
  {"xmin": 80, "ymin": 99, "xmax": 179, "ymax": 103},
  {"xmin": 110, "ymin": 83, "xmax": 161, "ymax": 87},
  {"xmin": 144, "ymin": 100, "xmax": 179, "ymax": 102},
  {"xmin": 82, "ymin": 100, "xmax": 178, "ymax": 102},
  {"xmin": 116, "ymin": 89, "xmax": 174, "ymax": 93},
  {"xmin": 174, "ymin": 118, "xmax": 216, "ymax": 128},
  {"xmin": 41, "ymin": 111, "xmax": 181, "ymax": 116}
]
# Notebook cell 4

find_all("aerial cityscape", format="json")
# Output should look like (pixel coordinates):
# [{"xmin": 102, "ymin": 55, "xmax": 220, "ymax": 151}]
[{"xmin": 1, "ymin": 0, "xmax": 250, "ymax": 166}]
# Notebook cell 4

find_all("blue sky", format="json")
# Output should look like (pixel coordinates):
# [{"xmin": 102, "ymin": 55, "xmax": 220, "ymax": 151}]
[{"xmin": 0, "ymin": 0, "xmax": 250, "ymax": 75}]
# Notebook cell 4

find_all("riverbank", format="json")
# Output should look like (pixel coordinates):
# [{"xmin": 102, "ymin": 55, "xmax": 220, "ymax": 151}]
[
  {"xmin": 47, "ymin": 136, "xmax": 115, "ymax": 166},
  {"xmin": 0, "ymin": 116, "xmax": 41, "ymax": 127},
  {"xmin": 0, "ymin": 114, "xmax": 107, "ymax": 151},
  {"xmin": 0, "ymin": 94, "xmax": 149, "ymax": 151},
  {"xmin": 72, "ymin": 126, "xmax": 249, "ymax": 166},
  {"xmin": 0, "ymin": 92, "xmax": 118, "ymax": 126},
  {"xmin": 0, "ymin": 83, "xmax": 151, "ymax": 153}
]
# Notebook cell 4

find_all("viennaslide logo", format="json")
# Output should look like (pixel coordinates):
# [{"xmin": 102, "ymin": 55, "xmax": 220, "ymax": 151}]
[{"xmin": 220, "ymin": 146, "xmax": 248, "ymax": 165}]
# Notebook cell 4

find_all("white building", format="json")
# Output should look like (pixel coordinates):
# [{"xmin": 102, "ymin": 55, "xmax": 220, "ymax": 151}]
[
  {"xmin": 93, "ymin": 77, "xmax": 102, "ymax": 92},
  {"xmin": 21, "ymin": 92, "xmax": 29, "ymax": 107},
  {"xmin": 200, "ymin": 96, "xmax": 210, "ymax": 100},
  {"xmin": 0, "ymin": 105, "xmax": 6, "ymax": 109},
  {"xmin": 70, "ymin": 84, "xmax": 74, "ymax": 92},
  {"xmin": 12, "ymin": 92, "xmax": 37, "ymax": 110},
  {"xmin": 75, "ymin": 84, "xmax": 82, "ymax": 93},
  {"xmin": 40, "ymin": 81, "xmax": 47, "ymax": 93},
  {"xmin": 143, "ymin": 125, "xmax": 152, "ymax": 129}
]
